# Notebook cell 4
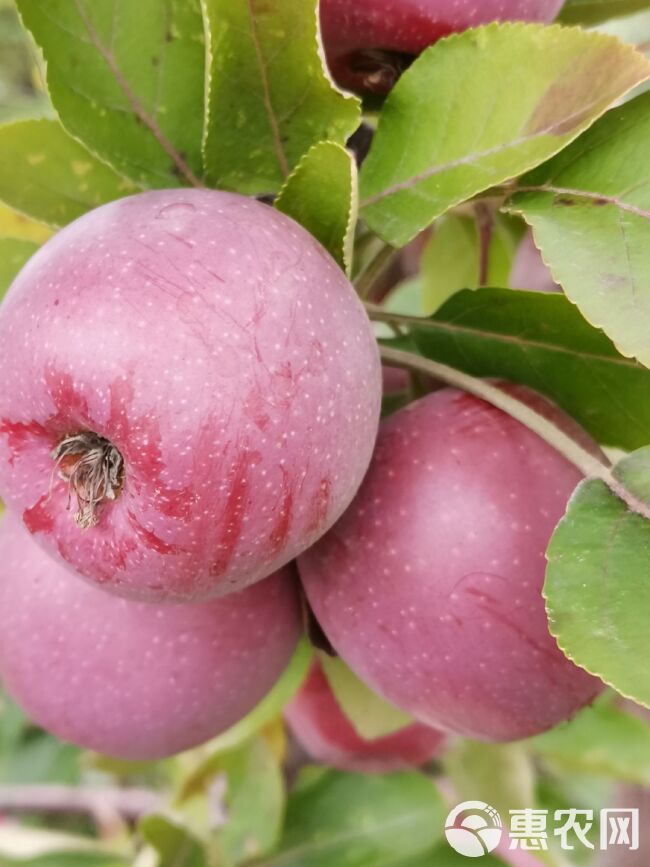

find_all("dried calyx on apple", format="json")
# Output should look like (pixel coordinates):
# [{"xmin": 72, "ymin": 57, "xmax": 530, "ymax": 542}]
[
  {"xmin": 52, "ymin": 431, "xmax": 124, "ymax": 528},
  {"xmin": 0, "ymin": 188, "xmax": 381, "ymax": 603}
]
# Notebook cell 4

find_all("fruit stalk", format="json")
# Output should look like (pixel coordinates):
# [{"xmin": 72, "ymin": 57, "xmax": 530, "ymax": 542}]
[{"xmin": 377, "ymin": 342, "xmax": 650, "ymax": 521}]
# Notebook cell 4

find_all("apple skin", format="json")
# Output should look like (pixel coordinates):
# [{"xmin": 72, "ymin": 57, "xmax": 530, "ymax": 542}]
[
  {"xmin": 510, "ymin": 231, "xmax": 560, "ymax": 293},
  {"xmin": 0, "ymin": 514, "xmax": 302, "ymax": 760},
  {"xmin": 320, "ymin": 0, "xmax": 566, "ymax": 93},
  {"xmin": 285, "ymin": 660, "xmax": 446, "ymax": 773},
  {"xmin": 0, "ymin": 189, "xmax": 381, "ymax": 601},
  {"xmin": 299, "ymin": 386, "xmax": 603, "ymax": 742}
]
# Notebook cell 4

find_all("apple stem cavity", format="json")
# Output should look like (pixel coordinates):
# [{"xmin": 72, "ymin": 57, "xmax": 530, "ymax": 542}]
[
  {"xmin": 376, "ymin": 340, "xmax": 650, "ymax": 523},
  {"xmin": 347, "ymin": 49, "xmax": 414, "ymax": 94},
  {"xmin": 52, "ymin": 432, "xmax": 124, "ymax": 529}
]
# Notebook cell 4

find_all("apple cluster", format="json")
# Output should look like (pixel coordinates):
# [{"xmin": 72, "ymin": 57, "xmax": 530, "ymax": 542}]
[{"xmin": 0, "ymin": 0, "xmax": 601, "ymax": 768}]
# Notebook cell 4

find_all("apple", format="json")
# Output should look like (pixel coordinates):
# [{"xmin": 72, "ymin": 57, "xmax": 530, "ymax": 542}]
[
  {"xmin": 0, "ymin": 189, "xmax": 381, "ymax": 601},
  {"xmin": 285, "ymin": 659, "xmax": 446, "ymax": 772},
  {"xmin": 0, "ymin": 514, "xmax": 302, "ymax": 760},
  {"xmin": 299, "ymin": 385, "xmax": 603, "ymax": 741},
  {"xmin": 510, "ymin": 231, "xmax": 560, "ymax": 293},
  {"xmin": 320, "ymin": 0, "xmax": 566, "ymax": 94}
]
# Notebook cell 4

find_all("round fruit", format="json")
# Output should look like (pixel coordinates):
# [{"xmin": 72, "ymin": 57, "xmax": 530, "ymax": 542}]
[
  {"xmin": 0, "ymin": 514, "xmax": 302, "ymax": 760},
  {"xmin": 285, "ymin": 659, "xmax": 446, "ymax": 772},
  {"xmin": 299, "ymin": 386, "xmax": 603, "ymax": 741},
  {"xmin": 0, "ymin": 189, "xmax": 381, "ymax": 601},
  {"xmin": 320, "ymin": 0, "xmax": 566, "ymax": 94}
]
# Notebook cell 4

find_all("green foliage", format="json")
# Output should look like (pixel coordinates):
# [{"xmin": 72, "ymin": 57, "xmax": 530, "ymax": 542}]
[
  {"xmin": 0, "ymin": 120, "xmax": 134, "ymax": 226},
  {"xmin": 276, "ymin": 142, "xmax": 357, "ymax": 273},
  {"xmin": 320, "ymin": 655, "xmax": 414, "ymax": 740},
  {"xmin": 360, "ymin": 23, "xmax": 650, "ymax": 246},
  {"xmin": 212, "ymin": 737, "xmax": 285, "ymax": 864},
  {"xmin": 139, "ymin": 814, "xmax": 207, "ymax": 867},
  {"xmin": 409, "ymin": 287, "xmax": 650, "ymax": 449},
  {"xmin": 17, "ymin": 0, "xmax": 206, "ymax": 188},
  {"xmin": 0, "ymin": 237, "xmax": 38, "ymax": 296},
  {"xmin": 560, "ymin": 0, "xmax": 650, "ymax": 25},
  {"xmin": 545, "ymin": 447, "xmax": 650, "ymax": 706},
  {"xmin": 419, "ymin": 214, "xmax": 519, "ymax": 312},
  {"xmin": 201, "ymin": 0, "xmax": 359, "ymax": 194},
  {"xmin": 529, "ymin": 696, "xmax": 650, "ymax": 784},
  {"xmin": 444, "ymin": 741, "xmax": 536, "ymax": 823},
  {"xmin": 511, "ymin": 91, "xmax": 650, "ymax": 366},
  {"xmin": 261, "ymin": 769, "xmax": 447, "ymax": 866}
]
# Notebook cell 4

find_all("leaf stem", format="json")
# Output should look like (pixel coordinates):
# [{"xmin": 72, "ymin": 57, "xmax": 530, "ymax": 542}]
[
  {"xmin": 354, "ymin": 243, "xmax": 398, "ymax": 298},
  {"xmin": 378, "ymin": 344, "xmax": 650, "ymax": 521}
]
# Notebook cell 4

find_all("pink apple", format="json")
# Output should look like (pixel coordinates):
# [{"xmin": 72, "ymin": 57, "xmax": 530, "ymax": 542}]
[
  {"xmin": 510, "ymin": 231, "xmax": 560, "ymax": 293},
  {"xmin": 285, "ymin": 659, "xmax": 446, "ymax": 772},
  {"xmin": 0, "ymin": 514, "xmax": 302, "ymax": 760},
  {"xmin": 0, "ymin": 189, "xmax": 381, "ymax": 601},
  {"xmin": 299, "ymin": 385, "xmax": 603, "ymax": 741},
  {"xmin": 320, "ymin": 0, "xmax": 566, "ymax": 93}
]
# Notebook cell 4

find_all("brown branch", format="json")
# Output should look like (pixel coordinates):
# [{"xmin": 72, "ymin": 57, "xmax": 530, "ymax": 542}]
[
  {"xmin": 73, "ymin": 0, "xmax": 203, "ymax": 188},
  {"xmin": 0, "ymin": 784, "xmax": 161, "ymax": 820}
]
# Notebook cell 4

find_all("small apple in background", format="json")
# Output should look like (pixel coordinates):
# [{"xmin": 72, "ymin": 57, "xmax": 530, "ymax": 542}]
[
  {"xmin": 320, "ymin": 0, "xmax": 566, "ymax": 94},
  {"xmin": 510, "ymin": 231, "xmax": 561, "ymax": 293},
  {"xmin": 0, "ymin": 189, "xmax": 381, "ymax": 602},
  {"xmin": 299, "ymin": 385, "xmax": 603, "ymax": 742},
  {"xmin": 285, "ymin": 659, "xmax": 446, "ymax": 773},
  {"xmin": 0, "ymin": 515, "xmax": 302, "ymax": 760}
]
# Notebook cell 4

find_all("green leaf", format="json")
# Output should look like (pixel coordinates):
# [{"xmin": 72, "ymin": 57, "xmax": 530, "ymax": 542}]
[
  {"xmin": 444, "ymin": 740, "xmax": 536, "ymax": 823},
  {"xmin": 560, "ymin": 0, "xmax": 650, "ymax": 25},
  {"xmin": 276, "ymin": 142, "xmax": 357, "ymax": 274},
  {"xmin": 529, "ymin": 695, "xmax": 650, "ymax": 784},
  {"xmin": 420, "ymin": 214, "xmax": 519, "ymax": 312},
  {"xmin": 409, "ymin": 287, "xmax": 650, "ymax": 450},
  {"xmin": 261, "ymin": 770, "xmax": 446, "ymax": 867},
  {"xmin": 177, "ymin": 640, "xmax": 311, "ymax": 799},
  {"xmin": 16, "ymin": 0, "xmax": 205, "ymax": 188},
  {"xmin": 201, "ymin": 0, "xmax": 360, "ymax": 194},
  {"xmin": 545, "ymin": 447, "xmax": 650, "ymax": 707},
  {"xmin": 139, "ymin": 814, "xmax": 207, "ymax": 867},
  {"xmin": 0, "ymin": 204, "xmax": 51, "ymax": 244},
  {"xmin": 359, "ymin": 23, "xmax": 650, "ymax": 246},
  {"xmin": 0, "ymin": 238, "xmax": 38, "ymax": 297},
  {"xmin": 214, "ymin": 737, "xmax": 285, "ymax": 864},
  {"xmin": 320, "ymin": 655, "xmax": 414, "ymax": 740},
  {"xmin": 0, "ymin": 120, "xmax": 134, "ymax": 226},
  {"xmin": 509, "ymin": 91, "xmax": 650, "ymax": 367}
]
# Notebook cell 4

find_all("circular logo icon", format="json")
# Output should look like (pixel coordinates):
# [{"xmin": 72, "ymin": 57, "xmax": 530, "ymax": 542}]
[{"xmin": 445, "ymin": 801, "xmax": 503, "ymax": 858}]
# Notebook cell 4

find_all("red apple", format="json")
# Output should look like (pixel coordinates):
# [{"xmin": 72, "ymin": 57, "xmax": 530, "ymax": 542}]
[
  {"xmin": 299, "ymin": 386, "xmax": 603, "ymax": 741},
  {"xmin": 285, "ymin": 659, "xmax": 446, "ymax": 772},
  {"xmin": 509, "ymin": 231, "xmax": 560, "ymax": 293},
  {"xmin": 320, "ymin": 0, "xmax": 566, "ymax": 94},
  {"xmin": 0, "ymin": 189, "xmax": 381, "ymax": 601},
  {"xmin": 0, "ymin": 514, "xmax": 302, "ymax": 760}
]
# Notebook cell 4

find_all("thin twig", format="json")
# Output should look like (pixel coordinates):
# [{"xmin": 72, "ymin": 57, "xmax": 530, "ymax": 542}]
[
  {"xmin": 355, "ymin": 244, "xmax": 398, "ymax": 298},
  {"xmin": 0, "ymin": 784, "xmax": 161, "ymax": 819},
  {"xmin": 474, "ymin": 202, "xmax": 494, "ymax": 286},
  {"xmin": 379, "ymin": 345, "xmax": 650, "ymax": 522}
]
